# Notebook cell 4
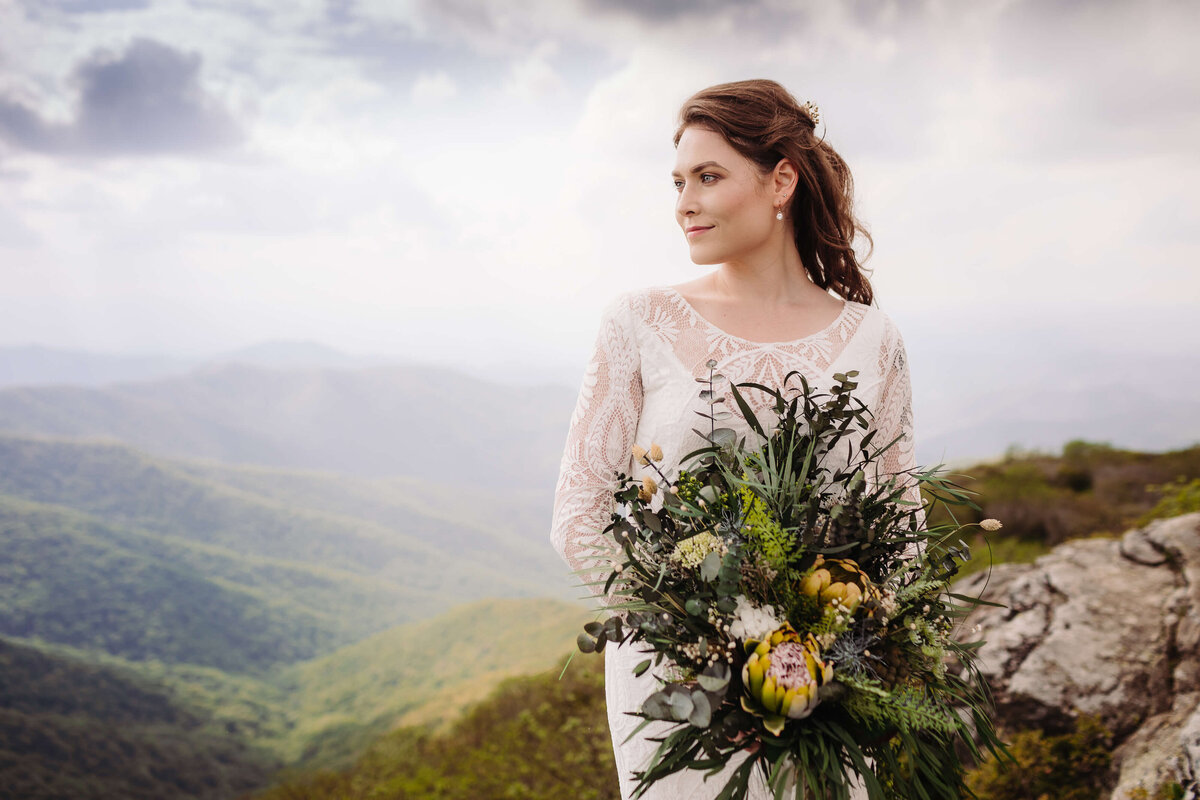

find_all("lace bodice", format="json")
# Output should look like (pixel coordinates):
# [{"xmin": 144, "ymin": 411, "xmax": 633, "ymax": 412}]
[{"xmin": 550, "ymin": 285, "xmax": 918, "ymax": 799}]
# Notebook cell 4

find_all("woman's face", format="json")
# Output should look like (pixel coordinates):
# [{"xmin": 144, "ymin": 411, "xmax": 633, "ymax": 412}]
[{"xmin": 672, "ymin": 126, "xmax": 777, "ymax": 266}]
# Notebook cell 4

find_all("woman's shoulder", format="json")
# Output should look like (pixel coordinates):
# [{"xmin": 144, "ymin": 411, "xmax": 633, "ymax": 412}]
[
  {"xmin": 599, "ymin": 285, "xmax": 676, "ymax": 323},
  {"xmin": 845, "ymin": 300, "xmax": 905, "ymax": 340}
]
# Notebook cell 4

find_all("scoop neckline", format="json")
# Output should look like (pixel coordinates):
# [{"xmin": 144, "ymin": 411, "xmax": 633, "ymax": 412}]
[{"xmin": 661, "ymin": 286, "xmax": 853, "ymax": 346}]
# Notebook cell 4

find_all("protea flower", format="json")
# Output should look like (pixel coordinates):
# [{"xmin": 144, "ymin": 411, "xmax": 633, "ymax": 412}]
[
  {"xmin": 800, "ymin": 555, "xmax": 871, "ymax": 614},
  {"xmin": 741, "ymin": 624, "xmax": 833, "ymax": 734}
]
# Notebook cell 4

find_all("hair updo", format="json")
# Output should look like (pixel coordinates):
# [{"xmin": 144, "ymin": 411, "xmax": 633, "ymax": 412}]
[{"xmin": 674, "ymin": 79, "xmax": 874, "ymax": 305}]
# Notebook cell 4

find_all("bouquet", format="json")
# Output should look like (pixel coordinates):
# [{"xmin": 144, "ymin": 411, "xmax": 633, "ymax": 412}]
[{"xmin": 575, "ymin": 362, "xmax": 1005, "ymax": 800}]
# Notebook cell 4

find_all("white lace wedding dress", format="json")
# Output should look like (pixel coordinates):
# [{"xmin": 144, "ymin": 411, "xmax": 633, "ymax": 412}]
[{"xmin": 550, "ymin": 285, "xmax": 919, "ymax": 800}]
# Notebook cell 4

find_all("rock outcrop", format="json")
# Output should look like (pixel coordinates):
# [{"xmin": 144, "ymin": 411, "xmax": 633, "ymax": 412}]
[{"xmin": 959, "ymin": 512, "xmax": 1200, "ymax": 799}]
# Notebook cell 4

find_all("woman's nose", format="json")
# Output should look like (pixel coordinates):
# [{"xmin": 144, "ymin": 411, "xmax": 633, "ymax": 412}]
[{"xmin": 676, "ymin": 186, "xmax": 698, "ymax": 217}]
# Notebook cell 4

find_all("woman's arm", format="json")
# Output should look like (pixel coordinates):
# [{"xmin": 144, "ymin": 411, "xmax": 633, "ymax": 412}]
[
  {"xmin": 550, "ymin": 293, "xmax": 644, "ymax": 601},
  {"xmin": 873, "ymin": 315, "xmax": 927, "ymax": 531}
]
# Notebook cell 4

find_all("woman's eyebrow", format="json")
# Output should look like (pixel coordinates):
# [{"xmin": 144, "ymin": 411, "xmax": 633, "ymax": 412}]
[{"xmin": 670, "ymin": 161, "xmax": 725, "ymax": 178}]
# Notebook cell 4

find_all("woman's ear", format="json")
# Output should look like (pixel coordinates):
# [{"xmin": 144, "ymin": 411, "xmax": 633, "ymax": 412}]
[{"xmin": 772, "ymin": 158, "xmax": 798, "ymax": 200}]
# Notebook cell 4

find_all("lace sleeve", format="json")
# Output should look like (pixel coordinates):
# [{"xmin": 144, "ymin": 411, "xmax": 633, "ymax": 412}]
[
  {"xmin": 873, "ymin": 315, "xmax": 926, "ymax": 529},
  {"xmin": 550, "ymin": 293, "xmax": 644, "ymax": 600}
]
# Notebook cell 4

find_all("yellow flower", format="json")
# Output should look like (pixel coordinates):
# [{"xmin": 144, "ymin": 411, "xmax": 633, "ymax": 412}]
[
  {"xmin": 741, "ymin": 624, "xmax": 833, "ymax": 734},
  {"xmin": 800, "ymin": 556, "xmax": 870, "ymax": 614}
]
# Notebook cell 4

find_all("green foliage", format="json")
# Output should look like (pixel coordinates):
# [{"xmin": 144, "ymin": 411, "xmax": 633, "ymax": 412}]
[
  {"xmin": 840, "ymin": 675, "xmax": 958, "ymax": 735},
  {"xmin": 927, "ymin": 441, "xmax": 1200, "ymax": 577},
  {"xmin": 1128, "ymin": 780, "xmax": 1187, "ymax": 800},
  {"xmin": 737, "ymin": 485, "xmax": 796, "ymax": 571},
  {"xmin": 254, "ymin": 655, "xmax": 619, "ymax": 800},
  {"xmin": 1138, "ymin": 477, "xmax": 1200, "ymax": 525},
  {"xmin": 966, "ymin": 715, "xmax": 1114, "ymax": 800}
]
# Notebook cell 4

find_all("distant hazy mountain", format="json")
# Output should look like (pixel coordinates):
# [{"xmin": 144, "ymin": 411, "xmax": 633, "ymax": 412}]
[
  {"xmin": 914, "ymin": 350, "xmax": 1200, "ymax": 466},
  {"xmin": 0, "ymin": 362, "xmax": 577, "ymax": 491},
  {"xmin": 5, "ymin": 337, "xmax": 1197, "ymax": 475},
  {"xmin": 213, "ymin": 340, "xmax": 388, "ymax": 370},
  {"xmin": 0, "ymin": 341, "xmax": 394, "ymax": 389},
  {"xmin": 0, "ymin": 344, "xmax": 192, "ymax": 387}
]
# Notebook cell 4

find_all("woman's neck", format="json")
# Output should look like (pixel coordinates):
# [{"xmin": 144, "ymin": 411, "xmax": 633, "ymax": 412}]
[{"xmin": 710, "ymin": 238, "xmax": 818, "ymax": 305}]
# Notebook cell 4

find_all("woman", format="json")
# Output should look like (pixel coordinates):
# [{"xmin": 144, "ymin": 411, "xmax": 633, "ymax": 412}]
[{"xmin": 551, "ymin": 79, "xmax": 915, "ymax": 799}]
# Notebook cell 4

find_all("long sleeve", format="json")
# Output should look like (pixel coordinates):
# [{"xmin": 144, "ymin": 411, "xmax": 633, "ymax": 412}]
[
  {"xmin": 551, "ymin": 293, "xmax": 644, "ymax": 600},
  {"xmin": 872, "ymin": 315, "xmax": 926, "ymax": 529}
]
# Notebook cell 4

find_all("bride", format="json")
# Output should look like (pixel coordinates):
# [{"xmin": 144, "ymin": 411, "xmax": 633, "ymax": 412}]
[{"xmin": 551, "ymin": 79, "xmax": 915, "ymax": 799}]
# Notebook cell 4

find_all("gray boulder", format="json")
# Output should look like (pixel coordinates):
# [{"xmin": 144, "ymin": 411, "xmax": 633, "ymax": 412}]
[{"xmin": 958, "ymin": 512, "xmax": 1200, "ymax": 799}]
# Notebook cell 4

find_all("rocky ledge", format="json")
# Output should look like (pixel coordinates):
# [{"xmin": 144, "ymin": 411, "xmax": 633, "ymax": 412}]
[{"xmin": 959, "ymin": 512, "xmax": 1200, "ymax": 799}]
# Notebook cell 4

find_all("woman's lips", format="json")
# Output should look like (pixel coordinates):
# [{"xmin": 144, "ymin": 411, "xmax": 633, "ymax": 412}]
[{"xmin": 686, "ymin": 226, "xmax": 713, "ymax": 238}]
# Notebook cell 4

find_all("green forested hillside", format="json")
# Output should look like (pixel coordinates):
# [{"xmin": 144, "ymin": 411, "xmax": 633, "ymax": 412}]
[
  {"xmin": 0, "ymin": 435, "xmax": 561, "ymax": 599},
  {"xmin": 0, "ymin": 434, "xmax": 570, "ymax": 672},
  {"xmin": 255, "ymin": 655, "xmax": 618, "ymax": 800},
  {"xmin": 0, "ymin": 430, "xmax": 589, "ymax": 797},
  {"xmin": 0, "ymin": 597, "xmax": 589, "ymax": 799},
  {"xmin": 171, "ymin": 462, "xmax": 559, "ymax": 582},
  {"xmin": 276, "ymin": 598, "xmax": 591, "ymax": 765},
  {"xmin": 0, "ymin": 495, "xmax": 349, "ymax": 670},
  {"xmin": 0, "ymin": 638, "xmax": 277, "ymax": 800}
]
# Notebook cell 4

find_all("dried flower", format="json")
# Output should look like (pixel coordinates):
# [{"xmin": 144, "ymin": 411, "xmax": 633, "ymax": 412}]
[
  {"xmin": 980, "ymin": 518, "xmax": 1003, "ymax": 532},
  {"xmin": 639, "ymin": 476, "xmax": 658, "ymax": 502},
  {"xmin": 632, "ymin": 444, "xmax": 650, "ymax": 465},
  {"xmin": 649, "ymin": 443, "xmax": 664, "ymax": 461}
]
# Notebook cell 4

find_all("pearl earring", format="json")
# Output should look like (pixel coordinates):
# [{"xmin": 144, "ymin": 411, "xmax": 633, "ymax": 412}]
[{"xmin": 776, "ymin": 209, "xmax": 783, "ymax": 221}]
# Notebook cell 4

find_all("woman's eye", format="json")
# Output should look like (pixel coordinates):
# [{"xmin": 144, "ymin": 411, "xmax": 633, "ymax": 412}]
[
  {"xmin": 700, "ymin": 173, "xmax": 718, "ymax": 183},
  {"xmin": 673, "ymin": 179, "xmax": 684, "ymax": 190}
]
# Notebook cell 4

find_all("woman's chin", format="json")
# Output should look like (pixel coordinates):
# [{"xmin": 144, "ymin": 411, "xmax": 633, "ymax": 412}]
[{"xmin": 687, "ymin": 247, "xmax": 721, "ymax": 266}]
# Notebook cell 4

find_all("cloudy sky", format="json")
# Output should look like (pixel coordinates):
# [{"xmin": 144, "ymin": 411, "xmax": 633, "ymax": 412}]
[{"xmin": 1, "ymin": 0, "xmax": 1198, "ymax": 400}]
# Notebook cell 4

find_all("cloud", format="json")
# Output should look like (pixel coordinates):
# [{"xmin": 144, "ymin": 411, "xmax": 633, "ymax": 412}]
[
  {"xmin": 410, "ymin": 70, "xmax": 458, "ymax": 102},
  {"xmin": 29, "ymin": 0, "xmax": 151, "ymax": 13},
  {"xmin": 502, "ymin": 41, "xmax": 566, "ymax": 101},
  {"xmin": 0, "ymin": 37, "xmax": 242, "ymax": 156}
]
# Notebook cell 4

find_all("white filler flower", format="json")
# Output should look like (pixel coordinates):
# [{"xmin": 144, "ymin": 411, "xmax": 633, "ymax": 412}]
[{"xmin": 728, "ymin": 596, "xmax": 781, "ymax": 642}]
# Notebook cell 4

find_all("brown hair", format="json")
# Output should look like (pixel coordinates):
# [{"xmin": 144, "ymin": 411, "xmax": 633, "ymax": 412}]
[{"xmin": 674, "ymin": 79, "xmax": 874, "ymax": 305}]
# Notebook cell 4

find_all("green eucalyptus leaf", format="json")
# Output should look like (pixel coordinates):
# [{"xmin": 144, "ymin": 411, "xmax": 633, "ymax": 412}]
[
  {"xmin": 710, "ymin": 427, "xmax": 737, "ymax": 448},
  {"xmin": 640, "ymin": 509, "xmax": 662, "ymax": 533},
  {"xmin": 642, "ymin": 692, "xmax": 672, "ymax": 720},
  {"xmin": 688, "ymin": 690, "xmax": 712, "ymax": 728},
  {"xmin": 698, "ymin": 662, "xmax": 731, "ymax": 692},
  {"xmin": 633, "ymin": 659, "xmax": 652, "ymax": 677},
  {"xmin": 699, "ymin": 551, "xmax": 722, "ymax": 582},
  {"xmin": 669, "ymin": 690, "xmax": 694, "ymax": 721}
]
